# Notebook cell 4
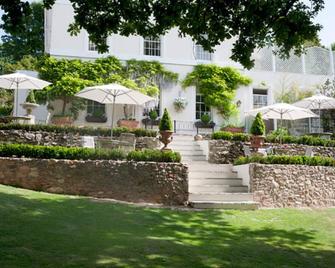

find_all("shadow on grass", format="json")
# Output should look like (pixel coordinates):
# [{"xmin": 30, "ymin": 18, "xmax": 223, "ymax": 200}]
[{"xmin": 0, "ymin": 189, "xmax": 334, "ymax": 268}]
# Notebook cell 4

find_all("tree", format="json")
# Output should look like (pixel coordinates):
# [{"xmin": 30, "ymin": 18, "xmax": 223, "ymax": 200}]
[
  {"xmin": 318, "ymin": 78, "xmax": 335, "ymax": 97},
  {"xmin": 276, "ymin": 83, "xmax": 315, "ymax": 104},
  {"xmin": 0, "ymin": 0, "xmax": 324, "ymax": 69},
  {"xmin": 182, "ymin": 64, "xmax": 251, "ymax": 118},
  {"xmin": 0, "ymin": 2, "xmax": 44, "ymax": 61}
]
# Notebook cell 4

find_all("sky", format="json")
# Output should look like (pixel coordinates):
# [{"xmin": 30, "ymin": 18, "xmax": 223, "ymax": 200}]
[
  {"xmin": 0, "ymin": 0, "xmax": 333, "ymax": 46},
  {"xmin": 314, "ymin": 0, "xmax": 334, "ymax": 46}
]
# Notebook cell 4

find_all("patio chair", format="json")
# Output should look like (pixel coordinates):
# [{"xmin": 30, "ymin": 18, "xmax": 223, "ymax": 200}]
[{"xmin": 305, "ymin": 147, "xmax": 314, "ymax": 157}]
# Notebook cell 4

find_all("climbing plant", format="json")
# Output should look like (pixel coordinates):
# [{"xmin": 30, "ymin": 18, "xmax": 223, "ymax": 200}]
[
  {"xmin": 34, "ymin": 56, "xmax": 178, "ymax": 117},
  {"xmin": 182, "ymin": 64, "xmax": 251, "ymax": 118}
]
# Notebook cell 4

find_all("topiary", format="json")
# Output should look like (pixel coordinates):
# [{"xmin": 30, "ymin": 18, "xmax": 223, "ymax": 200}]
[
  {"xmin": 250, "ymin": 112, "xmax": 265, "ymax": 136},
  {"xmin": 201, "ymin": 113, "xmax": 211, "ymax": 125},
  {"xmin": 26, "ymin": 91, "xmax": 36, "ymax": 103},
  {"xmin": 149, "ymin": 110, "xmax": 158, "ymax": 121},
  {"xmin": 159, "ymin": 108, "xmax": 173, "ymax": 131}
]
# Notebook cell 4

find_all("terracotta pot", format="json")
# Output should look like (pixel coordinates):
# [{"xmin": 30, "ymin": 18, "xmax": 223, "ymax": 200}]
[
  {"xmin": 117, "ymin": 120, "xmax": 139, "ymax": 129},
  {"xmin": 250, "ymin": 135, "xmax": 265, "ymax": 149},
  {"xmin": 159, "ymin": 130, "xmax": 173, "ymax": 150},
  {"xmin": 222, "ymin": 127, "xmax": 244, "ymax": 133},
  {"xmin": 51, "ymin": 116, "xmax": 73, "ymax": 126}
]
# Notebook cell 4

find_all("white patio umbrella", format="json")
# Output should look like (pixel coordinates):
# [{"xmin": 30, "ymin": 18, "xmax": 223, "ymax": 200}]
[
  {"xmin": 247, "ymin": 103, "xmax": 318, "ymax": 128},
  {"xmin": 293, "ymin": 94, "xmax": 335, "ymax": 132},
  {"xmin": 0, "ymin": 73, "xmax": 51, "ymax": 116},
  {"xmin": 75, "ymin": 83, "xmax": 155, "ymax": 136}
]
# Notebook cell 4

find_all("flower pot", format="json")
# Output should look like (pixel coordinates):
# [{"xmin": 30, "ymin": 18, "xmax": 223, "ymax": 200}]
[
  {"xmin": 117, "ymin": 119, "xmax": 139, "ymax": 129},
  {"xmin": 250, "ymin": 135, "xmax": 265, "ymax": 149},
  {"xmin": 51, "ymin": 116, "xmax": 73, "ymax": 126},
  {"xmin": 85, "ymin": 115, "xmax": 107, "ymax": 123},
  {"xmin": 159, "ymin": 130, "xmax": 173, "ymax": 150},
  {"xmin": 222, "ymin": 126, "xmax": 244, "ymax": 133},
  {"xmin": 20, "ymin": 102, "xmax": 39, "ymax": 116}
]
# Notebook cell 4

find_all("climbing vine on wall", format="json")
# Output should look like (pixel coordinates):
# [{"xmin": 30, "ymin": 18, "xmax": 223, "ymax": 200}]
[{"xmin": 182, "ymin": 64, "xmax": 251, "ymax": 118}]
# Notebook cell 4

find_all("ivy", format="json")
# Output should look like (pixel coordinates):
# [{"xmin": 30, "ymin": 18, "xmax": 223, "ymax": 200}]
[{"xmin": 182, "ymin": 64, "xmax": 251, "ymax": 118}]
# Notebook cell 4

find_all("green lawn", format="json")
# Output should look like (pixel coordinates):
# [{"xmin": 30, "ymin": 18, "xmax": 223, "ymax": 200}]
[{"xmin": 0, "ymin": 185, "xmax": 334, "ymax": 268}]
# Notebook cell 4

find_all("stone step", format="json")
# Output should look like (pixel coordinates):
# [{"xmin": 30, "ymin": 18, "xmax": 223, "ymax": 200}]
[
  {"xmin": 189, "ymin": 193, "xmax": 254, "ymax": 202},
  {"xmin": 176, "ymin": 151, "xmax": 205, "ymax": 156},
  {"xmin": 170, "ymin": 145, "xmax": 202, "ymax": 150},
  {"xmin": 189, "ymin": 178, "xmax": 243, "ymax": 186},
  {"xmin": 190, "ymin": 201, "xmax": 259, "ymax": 210},
  {"xmin": 189, "ymin": 185, "xmax": 248, "ymax": 193},
  {"xmin": 182, "ymin": 155, "xmax": 207, "ymax": 161},
  {"xmin": 189, "ymin": 171, "xmax": 237, "ymax": 179},
  {"xmin": 186, "ymin": 163, "xmax": 235, "ymax": 172}
]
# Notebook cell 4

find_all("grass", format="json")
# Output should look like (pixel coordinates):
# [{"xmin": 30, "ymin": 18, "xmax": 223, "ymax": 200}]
[{"xmin": 0, "ymin": 184, "xmax": 334, "ymax": 268}]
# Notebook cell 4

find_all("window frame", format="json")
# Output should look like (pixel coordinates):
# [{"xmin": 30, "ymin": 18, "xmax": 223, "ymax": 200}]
[
  {"xmin": 252, "ymin": 88, "xmax": 268, "ymax": 108},
  {"xmin": 194, "ymin": 43, "xmax": 213, "ymax": 61},
  {"xmin": 143, "ymin": 36, "xmax": 162, "ymax": 57},
  {"xmin": 195, "ymin": 93, "xmax": 211, "ymax": 120},
  {"xmin": 86, "ymin": 100, "xmax": 106, "ymax": 116}
]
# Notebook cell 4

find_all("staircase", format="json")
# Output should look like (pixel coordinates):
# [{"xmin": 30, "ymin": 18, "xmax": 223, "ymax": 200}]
[{"xmin": 170, "ymin": 135, "xmax": 258, "ymax": 209}]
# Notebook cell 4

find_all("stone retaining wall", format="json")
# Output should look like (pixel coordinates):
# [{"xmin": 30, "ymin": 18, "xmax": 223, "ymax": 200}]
[
  {"xmin": 209, "ymin": 140, "xmax": 335, "ymax": 164},
  {"xmin": 0, "ymin": 157, "xmax": 188, "ymax": 205},
  {"xmin": 249, "ymin": 164, "xmax": 335, "ymax": 207},
  {"xmin": 0, "ymin": 129, "xmax": 82, "ymax": 147},
  {"xmin": 0, "ymin": 129, "xmax": 160, "ymax": 149}
]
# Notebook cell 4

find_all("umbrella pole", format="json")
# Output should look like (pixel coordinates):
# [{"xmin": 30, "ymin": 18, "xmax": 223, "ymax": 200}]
[
  {"xmin": 319, "ymin": 103, "xmax": 321, "ymax": 134},
  {"xmin": 15, "ymin": 82, "xmax": 18, "ymax": 116},
  {"xmin": 111, "ymin": 95, "xmax": 116, "ymax": 138},
  {"xmin": 280, "ymin": 113, "xmax": 283, "ymax": 144}
]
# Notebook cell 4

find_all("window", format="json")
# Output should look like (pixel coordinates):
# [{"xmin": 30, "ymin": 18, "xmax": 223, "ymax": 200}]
[
  {"xmin": 196, "ymin": 93, "xmax": 211, "ymax": 120},
  {"xmin": 195, "ymin": 44, "xmax": 212, "ymax": 61},
  {"xmin": 143, "ymin": 37, "xmax": 161, "ymax": 56},
  {"xmin": 88, "ymin": 38, "xmax": 107, "ymax": 52},
  {"xmin": 87, "ymin": 100, "xmax": 105, "ymax": 116},
  {"xmin": 253, "ymin": 89, "xmax": 268, "ymax": 108}
]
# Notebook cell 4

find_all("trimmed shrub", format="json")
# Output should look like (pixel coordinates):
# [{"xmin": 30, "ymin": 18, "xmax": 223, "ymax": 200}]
[
  {"xmin": 250, "ymin": 113, "xmax": 265, "ymax": 136},
  {"xmin": 0, "ymin": 105, "xmax": 12, "ymax": 116},
  {"xmin": 149, "ymin": 110, "xmax": 158, "ymax": 121},
  {"xmin": 212, "ymin": 131, "xmax": 250, "ymax": 142},
  {"xmin": 234, "ymin": 155, "xmax": 335, "ymax": 167},
  {"xmin": 200, "ymin": 114, "xmax": 211, "ymax": 124},
  {"xmin": 127, "ymin": 149, "xmax": 181, "ymax": 163},
  {"xmin": 159, "ymin": 108, "xmax": 173, "ymax": 131},
  {"xmin": 0, "ymin": 143, "xmax": 181, "ymax": 162},
  {"xmin": 265, "ymin": 135, "xmax": 335, "ymax": 147},
  {"xmin": 0, "ymin": 123, "xmax": 157, "ymax": 137},
  {"xmin": 26, "ymin": 91, "xmax": 36, "ymax": 103}
]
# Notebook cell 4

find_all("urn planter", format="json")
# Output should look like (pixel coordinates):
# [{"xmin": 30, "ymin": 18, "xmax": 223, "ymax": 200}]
[{"xmin": 159, "ymin": 130, "xmax": 173, "ymax": 151}]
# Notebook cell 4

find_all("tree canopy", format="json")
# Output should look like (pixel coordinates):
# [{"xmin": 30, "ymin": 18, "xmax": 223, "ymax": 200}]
[
  {"xmin": 0, "ymin": 0, "xmax": 324, "ymax": 69},
  {"xmin": 0, "ymin": 2, "xmax": 44, "ymax": 61}
]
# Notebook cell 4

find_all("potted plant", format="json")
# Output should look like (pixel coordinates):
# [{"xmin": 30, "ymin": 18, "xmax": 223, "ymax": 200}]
[
  {"xmin": 222, "ymin": 124, "xmax": 244, "ymax": 133},
  {"xmin": 142, "ymin": 108, "xmax": 160, "ymax": 128},
  {"xmin": 51, "ymin": 113, "xmax": 74, "ymax": 125},
  {"xmin": 21, "ymin": 91, "xmax": 39, "ymax": 115},
  {"xmin": 173, "ymin": 97, "xmax": 188, "ymax": 112},
  {"xmin": 85, "ymin": 109, "xmax": 107, "ymax": 123},
  {"xmin": 117, "ymin": 104, "xmax": 139, "ymax": 128},
  {"xmin": 250, "ymin": 112, "xmax": 266, "ymax": 149},
  {"xmin": 194, "ymin": 114, "xmax": 216, "ymax": 129},
  {"xmin": 159, "ymin": 108, "xmax": 173, "ymax": 150}
]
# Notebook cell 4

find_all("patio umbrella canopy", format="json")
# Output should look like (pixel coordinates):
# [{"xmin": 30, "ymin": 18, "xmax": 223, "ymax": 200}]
[
  {"xmin": 247, "ymin": 103, "xmax": 318, "ymax": 128},
  {"xmin": 0, "ymin": 73, "xmax": 51, "ymax": 116},
  {"xmin": 75, "ymin": 83, "xmax": 155, "ymax": 136},
  {"xmin": 293, "ymin": 94, "xmax": 335, "ymax": 132}
]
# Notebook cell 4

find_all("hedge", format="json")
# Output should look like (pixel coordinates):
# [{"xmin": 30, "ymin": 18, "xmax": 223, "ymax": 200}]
[
  {"xmin": 234, "ymin": 155, "xmax": 335, "ymax": 167},
  {"xmin": 0, "ymin": 143, "xmax": 181, "ymax": 162},
  {"xmin": 212, "ymin": 131, "xmax": 335, "ymax": 148},
  {"xmin": 212, "ymin": 131, "xmax": 250, "ymax": 142},
  {"xmin": 265, "ymin": 135, "xmax": 335, "ymax": 147},
  {"xmin": 0, "ymin": 123, "xmax": 157, "ymax": 137}
]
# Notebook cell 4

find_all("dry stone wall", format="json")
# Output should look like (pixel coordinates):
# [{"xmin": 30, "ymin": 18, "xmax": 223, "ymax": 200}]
[
  {"xmin": 249, "ymin": 164, "xmax": 335, "ymax": 207},
  {"xmin": 0, "ymin": 157, "xmax": 188, "ymax": 205},
  {"xmin": 209, "ymin": 140, "xmax": 335, "ymax": 164},
  {"xmin": 0, "ymin": 129, "xmax": 160, "ymax": 149}
]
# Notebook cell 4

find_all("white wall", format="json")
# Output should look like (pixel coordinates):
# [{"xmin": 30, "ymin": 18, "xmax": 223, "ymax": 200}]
[{"xmin": 43, "ymin": 0, "xmax": 333, "ymax": 129}]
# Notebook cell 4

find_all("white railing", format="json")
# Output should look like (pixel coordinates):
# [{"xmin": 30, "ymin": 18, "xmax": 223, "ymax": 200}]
[{"xmin": 253, "ymin": 46, "xmax": 335, "ymax": 76}]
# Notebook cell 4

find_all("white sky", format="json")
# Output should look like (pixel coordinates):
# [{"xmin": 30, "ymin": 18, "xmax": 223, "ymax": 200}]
[{"xmin": 314, "ymin": 0, "xmax": 334, "ymax": 45}]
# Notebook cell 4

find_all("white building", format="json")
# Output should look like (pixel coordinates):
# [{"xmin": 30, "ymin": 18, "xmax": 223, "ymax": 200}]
[{"xmin": 32, "ymin": 0, "xmax": 335, "ymax": 133}]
